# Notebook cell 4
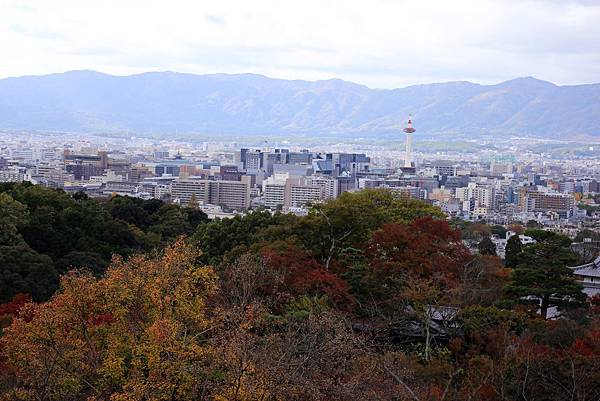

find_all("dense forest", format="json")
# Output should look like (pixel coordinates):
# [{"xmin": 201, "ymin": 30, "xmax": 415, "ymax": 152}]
[{"xmin": 1, "ymin": 183, "xmax": 599, "ymax": 400}]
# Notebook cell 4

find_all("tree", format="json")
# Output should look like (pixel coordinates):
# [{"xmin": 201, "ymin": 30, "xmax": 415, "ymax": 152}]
[
  {"xmin": 1, "ymin": 239, "xmax": 219, "ymax": 400},
  {"xmin": 365, "ymin": 217, "xmax": 470, "ymax": 293},
  {"xmin": 462, "ymin": 223, "xmax": 491, "ymax": 244},
  {"xmin": 508, "ymin": 236, "xmax": 586, "ymax": 320},
  {"xmin": 299, "ymin": 189, "xmax": 444, "ymax": 269},
  {"xmin": 0, "ymin": 192, "xmax": 28, "ymax": 246},
  {"xmin": 504, "ymin": 234, "xmax": 522, "ymax": 267},
  {"xmin": 526, "ymin": 219, "xmax": 542, "ymax": 229},
  {"xmin": 0, "ymin": 293, "xmax": 31, "ymax": 333},
  {"xmin": 456, "ymin": 255, "xmax": 510, "ymax": 307},
  {"xmin": 192, "ymin": 210, "xmax": 292, "ymax": 265},
  {"xmin": 362, "ymin": 217, "xmax": 471, "ymax": 355},
  {"xmin": 55, "ymin": 251, "xmax": 109, "ymax": 276},
  {"xmin": 490, "ymin": 225, "xmax": 507, "ymax": 238},
  {"xmin": 478, "ymin": 236, "xmax": 497, "ymax": 256},
  {"xmin": 0, "ymin": 244, "xmax": 57, "ymax": 303},
  {"xmin": 106, "ymin": 195, "xmax": 152, "ymax": 229},
  {"xmin": 261, "ymin": 244, "xmax": 354, "ymax": 311}
]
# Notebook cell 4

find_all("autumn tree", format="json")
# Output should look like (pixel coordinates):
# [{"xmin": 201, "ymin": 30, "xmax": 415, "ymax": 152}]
[
  {"xmin": 456, "ymin": 255, "xmax": 510, "ymax": 307},
  {"xmin": 1, "ymin": 238, "xmax": 219, "ymax": 400},
  {"xmin": 365, "ymin": 217, "xmax": 470, "ymax": 304},
  {"xmin": 260, "ymin": 244, "xmax": 354, "ymax": 311},
  {"xmin": 507, "ymin": 223, "xmax": 524, "ymax": 235},
  {"xmin": 361, "ymin": 217, "xmax": 471, "ymax": 361}
]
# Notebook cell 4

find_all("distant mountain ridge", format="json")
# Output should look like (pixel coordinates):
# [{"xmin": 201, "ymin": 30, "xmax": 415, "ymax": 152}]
[{"xmin": 0, "ymin": 70, "xmax": 599, "ymax": 138}]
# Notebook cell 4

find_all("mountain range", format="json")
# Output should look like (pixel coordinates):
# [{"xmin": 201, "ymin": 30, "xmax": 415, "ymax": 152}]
[{"xmin": 0, "ymin": 70, "xmax": 599, "ymax": 138}]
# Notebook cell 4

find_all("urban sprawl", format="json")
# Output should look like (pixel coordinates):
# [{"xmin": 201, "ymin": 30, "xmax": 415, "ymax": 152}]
[{"xmin": 2, "ymin": 123, "xmax": 600, "ymax": 296}]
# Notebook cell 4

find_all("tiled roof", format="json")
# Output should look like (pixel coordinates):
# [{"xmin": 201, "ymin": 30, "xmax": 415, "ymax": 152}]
[{"xmin": 571, "ymin": 256, "xmax": 600, "ymax": 278}]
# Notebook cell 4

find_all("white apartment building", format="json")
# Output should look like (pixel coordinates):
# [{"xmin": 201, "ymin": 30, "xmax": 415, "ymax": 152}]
[
  {"xmin": 455, "ymin": 182, "xmax": 494, "ymax": 211},
  {"xmin": 285, "ymin": 177, "xmax": 323, "ymax": 207},
  {"xmin": 262, "ymin": 173, "xmax": 328, "ymax": 209}
]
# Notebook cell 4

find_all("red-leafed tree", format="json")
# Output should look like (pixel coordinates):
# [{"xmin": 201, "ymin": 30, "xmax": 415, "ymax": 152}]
[
  {"xmin": 365, "ymin": 217, "xmax": 471, "ymax": 298},
  {"xmin": 261, "ymin": 244, "xmax": 355, "ymax": 311},
  {"xmin": 0, "ymin": 293, "xmax": 31, "ymax": 318}
]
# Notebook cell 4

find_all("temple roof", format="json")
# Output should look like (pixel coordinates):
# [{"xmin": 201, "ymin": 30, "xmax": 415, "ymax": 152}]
[{"xmin": 571, "ymin": 255, "xmax": 600, "ymax": 278}]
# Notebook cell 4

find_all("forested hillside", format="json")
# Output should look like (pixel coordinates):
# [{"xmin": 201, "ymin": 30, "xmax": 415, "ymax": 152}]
[
  {"xmin": 1, "ymin": 185, "xmax": 599, "ymax": 400},
  {"xmin": 2, "ymin": 71, "xmax": 600, "ymax": 137}
]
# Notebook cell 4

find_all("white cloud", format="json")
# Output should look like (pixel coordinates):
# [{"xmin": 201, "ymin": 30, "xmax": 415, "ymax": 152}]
[{"xmin": 0, "ymin": 0, "xmax": 599, "ymax": 87}]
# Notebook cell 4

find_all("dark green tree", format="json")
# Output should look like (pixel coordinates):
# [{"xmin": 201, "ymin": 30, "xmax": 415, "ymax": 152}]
[
  {"xmin": 0, "ymin": 193, "xmax": 28, "ymax": 246},
  {"xmin": 523, "ymin": 229, "xmax": 556, "ymax": 243},
  {"xmin": 0, "ymin": 244, "xmax": 56, "ymax": 302},
  {"xmin": 478, "ymin": 236, "xmax": 497, "ymax": 256},
  {"xmin": 55, "ymin": 251, "xmax": 109, "ymax": 276},
  {"xmin": 490, "ymin": 225, "xmax": 508, "ymax": 238},
  {"xmin": 192, "ymin": 210, "xmax": 290, "ymax": 265},
  {"xmin": 526, "ymin": 219, "xmax": 542, "ymax": 229},
  {"xmin": 106, "ymin": 196, "xmax": 152, "ymax": 229},
  {"xmin": 504, "ymin": 234, "xmax": 522, "ymax": 267},
  {"xmin": 507, "ymin": 236, "xmax": 585, "ymax": 320}
]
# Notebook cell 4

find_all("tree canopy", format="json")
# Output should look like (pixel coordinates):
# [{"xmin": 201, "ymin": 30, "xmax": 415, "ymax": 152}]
[{"xmin": 3, "ymin": 186, "xmax": 600, "ymax": 400}]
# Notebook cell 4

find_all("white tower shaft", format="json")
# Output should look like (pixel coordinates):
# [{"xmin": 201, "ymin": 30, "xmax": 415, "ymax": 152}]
[{"xmin": 404, "ymin": 132, "xmax": 413, "ymax": 168}]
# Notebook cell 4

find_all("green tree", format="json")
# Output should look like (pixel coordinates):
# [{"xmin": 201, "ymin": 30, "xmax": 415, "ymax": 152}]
[
  {"xmin": 299, "ymin": 189, "xmax": 444, "ymax": 269},
  {"xmin": 504, "ymin": 234, "xmax": 522, "ymax": 267},
  {"xmin": 0, "ymin": 192, "xmax": 28, "ymax": 246},
  {"xmin": 106, "ymin": 195, "xmax": 151, "ymax": 229},
  {"xmin": 478, "ymin": 236, "xmax": 497, "ymax": 256},
  {"xmin": 507, "ymin": 235, "xmax": 585, "ymax": 320},
  {"xmin": 490, "ymin": 225, "xmax": 507, "ymax": 238},
  {"xmin": 0, "ymin": 244, "xmax": 56, "ymax": 302},
  {"xmin": 192, "ymin": 210, "xmax": 290, "ymax": 265},
  {"xmin": 526, "ymin": 219, "xmax": 542, "ymax": 229}
]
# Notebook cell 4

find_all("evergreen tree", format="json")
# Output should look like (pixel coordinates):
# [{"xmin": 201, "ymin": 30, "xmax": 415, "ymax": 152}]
[
  {"xmin": 507, "ymin": 236, "xmax": 585, "ymax": 320},
  {"xmin": 504, "ymin": 234, "xmax": 522, "ymax": 267},
  {"xmin": 478, "ymin": 236, "xmax": 497, "ymax": 256}
]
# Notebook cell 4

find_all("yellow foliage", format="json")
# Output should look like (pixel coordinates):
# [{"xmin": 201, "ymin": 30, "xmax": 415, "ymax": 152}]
[{"xmin": 1, "ymin": 238, "xmax": 218, "ymax": 401}]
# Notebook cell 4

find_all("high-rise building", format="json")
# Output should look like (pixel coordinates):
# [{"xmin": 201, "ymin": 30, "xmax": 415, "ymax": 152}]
[
  {"xmin": 171, "ymin": 176, "xmax": 252, "ymax": 210},
  {"xmin": 519, "ymin": 188, "xmax": 575, "ymax": 218}
]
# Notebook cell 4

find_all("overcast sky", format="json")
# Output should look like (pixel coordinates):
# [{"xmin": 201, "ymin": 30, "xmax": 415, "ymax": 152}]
[{"xmin": 1, "ymin": 0, "xmax": 599, "ymax": 88}]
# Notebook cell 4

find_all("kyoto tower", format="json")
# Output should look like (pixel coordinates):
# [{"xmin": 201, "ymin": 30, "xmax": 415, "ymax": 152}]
[{"xmin": 403, "ymin": 115, "xmax": 416, "ymax": 168}]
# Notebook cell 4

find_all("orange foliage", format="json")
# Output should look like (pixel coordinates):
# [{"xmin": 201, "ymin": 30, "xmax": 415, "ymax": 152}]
[{"xmin": 366, "ymin": 217, "xmax": 471, "ymax": 290}]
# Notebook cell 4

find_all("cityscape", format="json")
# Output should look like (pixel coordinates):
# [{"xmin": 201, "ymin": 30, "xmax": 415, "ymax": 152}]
[
  {"xmin": 4, "ymin": 115, "xmax": 600, "ymax": 293},
  {"xmin": 1, "ymin": 117, "xmax": 598, "ymax": 231}
]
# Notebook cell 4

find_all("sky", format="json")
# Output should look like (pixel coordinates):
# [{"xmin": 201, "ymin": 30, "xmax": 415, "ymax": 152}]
[{"xmin": 1, "ymin": 0, "xmax": 600, "ymax": 88}]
